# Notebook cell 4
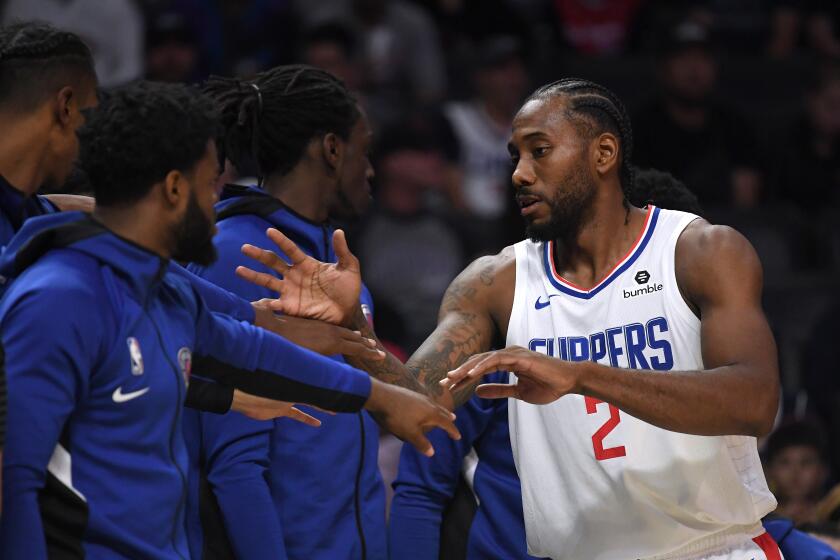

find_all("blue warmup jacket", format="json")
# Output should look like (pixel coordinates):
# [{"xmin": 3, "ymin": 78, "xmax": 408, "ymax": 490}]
[
  {"xmin": 0, "ymin": 213, "xmax": 373, "ymax": 560},
  {"xmin": 184, "ymin": 185, "xmax": 386, "ymax": 560},
  {"xmin": 390, "ymin": 372, "xmax": 535, "ymax": 560},
  {"xmin": 0, "ymin": 176, "xmax": 57, "ymax": 450},
  {"xmin": 390, "ymin": 373, "xmax": 833, "ymax": 560}
]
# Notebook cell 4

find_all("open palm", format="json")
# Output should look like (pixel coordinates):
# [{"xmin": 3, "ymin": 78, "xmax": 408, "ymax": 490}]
[{"xmin": 236, "ymin": 228, "xmax": 361, "ymax": 325}]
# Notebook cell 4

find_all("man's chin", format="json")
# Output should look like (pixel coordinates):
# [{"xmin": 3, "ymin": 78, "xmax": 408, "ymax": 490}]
[{"xmin": 173, "ymin": 245, "xmax": 217, "ymax": 267}]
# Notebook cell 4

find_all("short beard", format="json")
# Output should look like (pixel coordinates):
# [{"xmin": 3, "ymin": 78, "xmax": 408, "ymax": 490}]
[
  {"xmin": 524, "ymin": 164, "xmax": 597, "ymax": 243},
  {"xmin": 171, "ymin": 192, "xmax": 217, "ymax": 266}
]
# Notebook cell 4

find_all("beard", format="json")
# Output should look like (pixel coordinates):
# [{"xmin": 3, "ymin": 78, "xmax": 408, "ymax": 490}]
[
  {"xmin": 523, "ymin": 162, "xmax": 597, "ymax": 243},
  {"xmin": 171, "ymin": 192, "xmax": 217, "ymax": 266}
]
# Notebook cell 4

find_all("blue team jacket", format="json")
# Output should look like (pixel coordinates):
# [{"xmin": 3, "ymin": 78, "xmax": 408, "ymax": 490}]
[
  {"xmin": 0, "ymin": 213, "xmax": 373, "ymax": 560},
  {"xmin": 0, "ymin": 174, "xmax": 57, "ymax": 250},
  {"xmin": 390, "ymin": 372, "xmax": 535, "ymax": 560},
  {"xmin": 390, "ymin": 373, "xmax": 836, "ymax": 560},
  {"xmin": 184, "ymin": 185, "xmax": 386, "ymax": 560}
]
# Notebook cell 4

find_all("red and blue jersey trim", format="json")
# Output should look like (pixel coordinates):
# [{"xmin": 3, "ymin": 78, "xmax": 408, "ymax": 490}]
[{"xmin": 541, "ymin": 205, "xmax": 660, "ymax": 300}]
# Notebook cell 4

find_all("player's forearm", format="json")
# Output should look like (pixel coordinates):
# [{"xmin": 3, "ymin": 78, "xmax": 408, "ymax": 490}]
[
  {"xmin": 576, "ymin": 361, "xmax": 778, "ymax": 437},
  {"xmin": 345, "ymin": 306, "xmax": 481, "ymax": 410}
]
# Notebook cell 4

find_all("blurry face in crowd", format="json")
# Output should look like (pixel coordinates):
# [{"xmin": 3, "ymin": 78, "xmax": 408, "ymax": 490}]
[
  {"xmin": 304, "ymin": 41, "xmax": 359, "ymax": 91},
  {"xmin": 170, "ymin": 140, "xmax": 220, "ymax": 266},
  {"xmin": 768, "ymin": 445, "xmax": 828, "ymax": 502},
  {"xmin": 48, "ymin": 77, "xmax": 99, "ymax": 190},
  {"xmin": 661, "ymin": 47, "xmax": 717, "ymax": 106},
  {"xmin": 146, "ymin": 40, "xmax": 199, "ymax": 83},
  {"xmin": 330, "ymin": 110, "xmax": 374, "ymax": 220},
  {"xmin": 808, "ymin": 78, "xmax": 840, "ymax": 138},
  {"xmin": 477, "ymin": 57, "xmax": 528, "ymax": 114},
  {"xmin": 509, "ymin": 95, "xmax": 598, "ymax": 242},
  {"xmin": 378, "ymin": 148, "xmax": 445, "ymax": 216}
]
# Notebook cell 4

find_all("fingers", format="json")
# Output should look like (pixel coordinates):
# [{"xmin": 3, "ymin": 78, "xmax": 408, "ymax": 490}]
[
  {"xmin": 266, "ymin": 228, "xmax": 309, "ymax": 265},
  {"xmin": 442, "ymin": 353, "xmax": 504, "ymax": 392},
  {"xmin": 241, "ymin": 243, "xmax": 291, "ymax": 275},
  {"xmin": 475, "ymin": 383, "xmax": 518, "ymax": 400},
  {"xmin": 406, "ymin": 432, "xmax": 435, "ymax": 457},
  {"xmin": 287, "ymin": 407, "xmax": 323, "ymax": 427},
  {"xmin": 333, "ymin": 229, "xmax": 360, "ymax": 272},
  {"xmin": 340, "ymin": 341, "xmax": 386, "ymax": 361},
  {"xmin": 433, "ymin": 409, "xmax": 462, "ymax": 441},
  {"xmin": 235, "ymin": 266, "xmax": 285, "ymax": 295}
]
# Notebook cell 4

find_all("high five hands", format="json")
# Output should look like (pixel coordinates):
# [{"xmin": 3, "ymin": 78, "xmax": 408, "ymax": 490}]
[{"xmin": 441, "ymin": 346, "xmax": 580, "ymax": 405}]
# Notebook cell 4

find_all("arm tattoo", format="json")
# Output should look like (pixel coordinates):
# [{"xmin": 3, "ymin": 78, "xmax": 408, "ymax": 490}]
[{"xmin": 344, "ymin": 266, "xmax": 495, "ymax": 409}]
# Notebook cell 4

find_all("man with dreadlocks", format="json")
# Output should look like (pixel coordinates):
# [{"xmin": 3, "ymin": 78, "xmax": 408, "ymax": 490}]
[
  {"xmin": 182, "ymin": 64, "xmax": 384, "ymax": 560},
  {"xmin": 239, "ymin": 78, "xmax": 784, "ymax": 559}
]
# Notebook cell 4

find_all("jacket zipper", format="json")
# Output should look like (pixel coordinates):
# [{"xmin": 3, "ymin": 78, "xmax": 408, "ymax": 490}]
[{"xmin": 145, "ymin": 258, "xmax": 188, "ymax": 560}]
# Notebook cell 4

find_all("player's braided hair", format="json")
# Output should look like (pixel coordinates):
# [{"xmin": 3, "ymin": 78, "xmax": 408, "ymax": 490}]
[
  {"xmin": 0, "ymin": 22, "xmax": 94, "ymax": 109},
  {"xmin": 526, "ymin": 78, "xmax": 636, "ymax": 208},
  {"xmin": 204, "ymin": 64, "xmax": 359, "ymax": 183}
]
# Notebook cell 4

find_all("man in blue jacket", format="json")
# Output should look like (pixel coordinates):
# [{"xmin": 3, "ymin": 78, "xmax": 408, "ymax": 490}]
[
  {"xmin": 0, "ymin": 81, "xmax": 459, "ymax": 559},
  {"xmin": 388, "ymin": 168, "xmax": 839, "ymax": 560},
  {"xmin": 180, "ymin": 65, "xmax": 387, "ymax": 560}
]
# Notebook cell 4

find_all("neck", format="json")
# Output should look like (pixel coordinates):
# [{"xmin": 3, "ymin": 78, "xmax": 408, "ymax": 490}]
[
  {"xmin": 262, "ymin": 164, "xmax": 332, "ymax": 223},
  {"xmin": 93, "ymin": 201, "xmax": 172, "ymax": 259},
  {"xmin": 553, "ymin": 189, "xmax": 646, "ymax": 289},
  {"xmin": 0, "ymin": 112, "xmax": 52, "ymax": 196}
]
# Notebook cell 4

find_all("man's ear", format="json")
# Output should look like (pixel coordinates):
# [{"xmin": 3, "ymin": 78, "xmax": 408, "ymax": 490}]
[
  {"xmin": 162, "ymin": 169, "xmax": 186, "ymax": 208},
  {"xmin": 321, "ymin": 132, "xmax": 344, "ymax": 173},
  {"xmin": 55, "ymin": 86, "xmax": 75, "ymax": 127},
  {"xmin": 593, "ymin": 132, "xmax": 619, "ymax": 177}
]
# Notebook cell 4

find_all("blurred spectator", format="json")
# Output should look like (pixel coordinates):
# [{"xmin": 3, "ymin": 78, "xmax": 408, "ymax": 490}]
[
  {"xmin": 357, "ymin": 124, "xmax": 465, "ymax": 352},
  {"xmin": 633, "ymin": 21, "xmax": 764, "ymax": 208},
  {"xmin": 2, "ymin": 0, "xmax": 143, "ymax": 87},
  {"xmin": 152, "ymin": 0, "xmax": 298, "ymax": 78},
  {"xmin": 770, "ymin": 64, "xmax": 840, "ymax": 211},
  {"xmin": 300, "ymin": 21, "xmax": 362, "ymax": 91},
  {"xmin": 443, "ymin": 35, "xmax": 527, "ymax": 256},
  {"xmin": 293, "ymin": 0, "xmax": 447, "ymax": 128},
  {"xmin": 765, "ymin": 420, "xmax": 831, "ymax": 525},
  {"xmin": 552, "ymin": 0, "xmax": 644, "ymax": 55},
  {"xmin": 144, "ymin": 11, "xmax": 200, "ymax": 83},
  {"xmin": 769, "ymin": 0, "xmax": 840, "ymax": 59}
]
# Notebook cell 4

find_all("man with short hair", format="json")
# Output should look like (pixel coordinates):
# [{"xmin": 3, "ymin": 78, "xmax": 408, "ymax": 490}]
[{"xmin": 0, "ymin": 81, "xmax": 459, "ymax": 559}]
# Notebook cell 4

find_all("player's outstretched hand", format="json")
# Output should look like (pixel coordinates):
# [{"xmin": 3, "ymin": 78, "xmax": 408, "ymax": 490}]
[
  {"xmin": 252, "ymin": 301, "xmax": 385, "ymax": 361},
  {"xmin": 231, "ymin": 389, "xmax": 326, "ymax": 425},
  {"xmin": 365, "ymin": 379, "xmax": 461, "ymax": 457},
  {"xmin": 440, "ymin": 346, "xmax": 578, "ymax": 405},
  {"xmin": 236, "ymin": 228, "xmax": 361, "ymax": 325}
]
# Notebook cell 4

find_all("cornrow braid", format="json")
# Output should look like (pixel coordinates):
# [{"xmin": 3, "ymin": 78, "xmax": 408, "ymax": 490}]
[
  {"xmin": 204, "ymin": 64, "xmax": 360, "ymax": 183},
  {"xmin": 0, "ymin": 22, "xmax": 95, "ymax": 109},
  {"xmin": 527, "ymin": 78, "xmax": 636, "ymax": 209}
]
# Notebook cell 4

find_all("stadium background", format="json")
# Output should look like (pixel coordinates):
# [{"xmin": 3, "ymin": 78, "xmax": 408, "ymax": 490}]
[{"xmin": 5, "ymin": 0, "xmax": 840, "ymax": 544}]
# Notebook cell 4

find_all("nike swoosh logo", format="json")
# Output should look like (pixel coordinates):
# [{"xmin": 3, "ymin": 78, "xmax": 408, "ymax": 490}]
[
  {"xmin": 112, "ymin": 386, "xmax": 150, "ymax": 403},
  {"xmin": 534, "ymin": 294, "xmax": 562, "ymax": 310}
]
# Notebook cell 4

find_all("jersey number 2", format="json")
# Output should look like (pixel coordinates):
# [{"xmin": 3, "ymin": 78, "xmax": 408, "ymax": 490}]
[{"xmin": 584, "ymin": 397, "xmax": 627, "ymax": 460}]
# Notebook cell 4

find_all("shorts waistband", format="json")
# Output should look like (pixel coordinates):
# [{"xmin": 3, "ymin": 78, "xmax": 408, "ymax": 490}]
[{"xmin": 642, "ymin": 523, "xmax": 765, "ymax": 560}]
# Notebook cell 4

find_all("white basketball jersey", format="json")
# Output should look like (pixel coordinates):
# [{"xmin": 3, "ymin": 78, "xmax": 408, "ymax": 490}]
[{"xmin": 505, "ymin": 206, "xmax": 777, "ymax": 560}]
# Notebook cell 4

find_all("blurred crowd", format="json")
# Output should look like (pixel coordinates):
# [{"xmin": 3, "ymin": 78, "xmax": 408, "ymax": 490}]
[{"xmin": 6, "ymin": 0, "xmax": 840, "ymax": 540}]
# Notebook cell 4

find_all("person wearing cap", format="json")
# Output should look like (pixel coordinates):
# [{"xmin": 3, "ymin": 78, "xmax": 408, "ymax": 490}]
[{"xmin": 633, "ymin": 21, "xmax": 764, "ymax": 208}]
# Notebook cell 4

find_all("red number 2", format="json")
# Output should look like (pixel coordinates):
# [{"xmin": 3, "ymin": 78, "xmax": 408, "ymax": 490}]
[{"xmin": 584, "ymin": 397, "xmax": 627, "ymax": 460}]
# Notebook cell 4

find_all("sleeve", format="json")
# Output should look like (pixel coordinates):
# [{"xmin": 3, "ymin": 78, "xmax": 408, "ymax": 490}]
[
  {"xmin": 171, "ymin": 263, "xmax": 256, "ymax": 323},
  {"xmin": 184, "ymin": 377, "xmax": 233, "ymax": 413},
  {"xmin": 0, "ymin": 289, "xmax": 97, "ymax": 559},
  {"xmin": 191, "ymin": 307, "xmax": 371, "ymax": 412},
  {"xmin": 388, "ymin": 390, "xmax": 496, "ymax": 559},
  {"xmin": 201, "ymin": 412, "xmax": 287, "ymax": 560},
  {"xmin": 0, "ymin": 341, "xmax": 5, "ymax": 450}
]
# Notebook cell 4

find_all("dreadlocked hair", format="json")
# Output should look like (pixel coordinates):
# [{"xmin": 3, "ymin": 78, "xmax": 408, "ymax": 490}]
[
  {"xmin": 0, "ymin": 21, "xmax": 95, "ymax": 110},
  {"xmin": 204, "ymin": 64, "xmax": 360, "ymax": 183},
  {"xmin": 526, "ymin": 78, "xmax": 636, "ymax": 209}
]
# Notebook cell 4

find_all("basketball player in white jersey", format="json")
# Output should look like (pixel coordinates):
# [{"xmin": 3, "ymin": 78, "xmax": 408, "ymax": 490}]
[{"xmin": 234, "ymin": 78, "xmax": 784, "ymax": 560}]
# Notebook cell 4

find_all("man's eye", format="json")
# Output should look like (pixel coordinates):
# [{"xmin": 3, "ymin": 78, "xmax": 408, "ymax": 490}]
[{"xmin": 534, "ymin": 147, "xmax": 550, "ymax": 157}]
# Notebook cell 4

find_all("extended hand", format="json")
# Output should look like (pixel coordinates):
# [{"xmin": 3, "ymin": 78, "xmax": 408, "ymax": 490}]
[
  {"xmin": 236, "ymin": 228, "xmax": 361, "ymax": 325},
  {"xmin": 252, "ymin": 302, "xmax": 384, "ymax": 361},
  {"xmin": 440, "ymin": 346, "xmax": 579, "ymax": 405},
  {"xmin": 231, "ymin": 389, "xmax": 326, "ymax": 425},
  {"xmin": 365, "ymin": 379, "xmax": 461, "ymax": 457}
]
